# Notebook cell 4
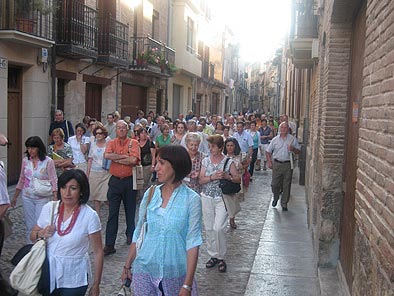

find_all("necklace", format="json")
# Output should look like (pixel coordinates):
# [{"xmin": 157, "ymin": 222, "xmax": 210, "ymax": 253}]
[{"xmin": 57, "ymin": 202, "xmax": 81, "ymax": 236}]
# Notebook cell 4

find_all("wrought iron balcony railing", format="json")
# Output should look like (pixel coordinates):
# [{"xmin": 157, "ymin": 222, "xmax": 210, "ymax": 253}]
[
  {"xmin": 56, "ymin": 0, "xmax": 98, "ymax": 59},
  {"xmin": 98, "ymin": 15, "xmax": 128, "ymax": 66},
  {"xmin": 0, "ymin": 0, "xmax": 54, "ymax": 40},
  {"xmin": 130, "ymin": 36, "xmax": 175, "ymax": 75}
]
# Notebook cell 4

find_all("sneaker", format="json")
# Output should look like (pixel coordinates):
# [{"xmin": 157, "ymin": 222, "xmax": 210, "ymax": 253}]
[
  {"xmin": 272, "ymin": 200, "xmax": 278, "ymax": 207},
  {"xmin": 103, "ymin": 245, "xmax": 116, "ymax": 256}
]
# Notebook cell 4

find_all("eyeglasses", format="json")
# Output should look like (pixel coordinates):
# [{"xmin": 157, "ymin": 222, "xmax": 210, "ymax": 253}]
[{"xmin": 95, "ymin": 132, "xmax": 103, "ymax": 135}]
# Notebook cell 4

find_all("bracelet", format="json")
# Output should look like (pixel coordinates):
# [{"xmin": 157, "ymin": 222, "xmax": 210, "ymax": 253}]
[
  {"xmin": 123, "ymin": 265, "xmax": 131, "ymax": 270},
  {"xmin": 182, "ymin": 284, "xmax": 192, "ymax": 292}
]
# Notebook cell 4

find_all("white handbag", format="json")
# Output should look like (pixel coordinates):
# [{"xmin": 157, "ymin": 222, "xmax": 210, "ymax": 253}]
[
  {"xmin": 32, "ymin": 177, "xmax": 53, "ymax": 197},
  {"xmin": 9, "ymin": 201, "xmax": 57, "ymax": 295},
  {"xmin": 136, "ymin": 185, "xmax": 156, "ymax": 253}
]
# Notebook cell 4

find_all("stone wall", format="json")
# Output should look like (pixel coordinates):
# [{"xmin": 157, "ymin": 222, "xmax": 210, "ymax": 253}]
[{"xmin": 352, "ymin": 0, "xmax": 394, "ymax": 294}]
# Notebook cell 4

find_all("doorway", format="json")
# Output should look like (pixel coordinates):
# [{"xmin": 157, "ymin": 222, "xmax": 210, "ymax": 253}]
[
  {"xmin": 339, "ymin": 2, "xmax": 366, "ymax": 290},
  {"xmin": 7, "ymin": 67, "xmax": 22, "ymax": 185},
  {"xmin": 121, "ymin": 84, "xmax": 147, "ymax": 119},
  {"xmin": 85, "ymin": 83, "xmax": 102, "ymax": 120},
  {"xmin": 172, "ymin": 85, "xmax": 181, "ymax": 120}
]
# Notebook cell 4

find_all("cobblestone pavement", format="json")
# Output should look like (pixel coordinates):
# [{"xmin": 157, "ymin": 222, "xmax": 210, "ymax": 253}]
[{"xmin": 1, "ymin": 169, "xmax": 272, "ymax": 296}]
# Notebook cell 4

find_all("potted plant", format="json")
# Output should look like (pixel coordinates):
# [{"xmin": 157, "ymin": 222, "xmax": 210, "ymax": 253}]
[{"xmin": 15, "ymin": 0, "xmax": 57, "ymax": 32}]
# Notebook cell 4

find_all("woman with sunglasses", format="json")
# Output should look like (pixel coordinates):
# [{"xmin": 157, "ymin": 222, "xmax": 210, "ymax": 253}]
[{"xmin": 86, "ymin": 126, "xmax": 111, "ymax": 215}]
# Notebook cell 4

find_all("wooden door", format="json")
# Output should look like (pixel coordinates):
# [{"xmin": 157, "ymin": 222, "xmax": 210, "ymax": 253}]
[
  {"xmin": 121, "ymin": 84, "xmax": 146, "ymax": 119},
  {"xmin": 339, "ymin": 2, "xmax": 366, "ymax": 290},
  {"xmin": 156, "ymin": 89, "xmax": 163, "ymax": 116},
  {"xmin": 85, "ymin": 83, "xmax": 102, "ymax": 120},
  {"xmin": 7, "ymin": 68, "xmax": 22, "ymax": 185}
]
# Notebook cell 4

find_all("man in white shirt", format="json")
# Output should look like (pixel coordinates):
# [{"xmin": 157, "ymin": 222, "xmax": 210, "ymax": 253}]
[
  {"xmin": 266, "ymin": 122, "xmax": 301, "ymax": 211},
  {"xmin": 232, "ymin": 122, "xmax": 253, "ymax": 156}
]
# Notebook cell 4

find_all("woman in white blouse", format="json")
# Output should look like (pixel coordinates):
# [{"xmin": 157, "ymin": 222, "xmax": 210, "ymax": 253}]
[
  {"xmin": 86, "ymin": 126, "xmax": 110, "ymax": 215},
  {"xmin": 68, "ymin": 123, "xmax": 89, "ymax": 172},
  {"xmin": 30, "ymin": 169, "xmax": 103, "ymax": 296}
]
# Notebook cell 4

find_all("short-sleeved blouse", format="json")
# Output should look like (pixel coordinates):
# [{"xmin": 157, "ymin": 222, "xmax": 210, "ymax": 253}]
[
  {"xmin": 48, "ymin": 143, "xmax": 73, "ymax": 176},
  {"xmin": 155, "ymin": 134, "xmax": 171, "ymax": 148},
  {"xmin": 183, "ymin": 152, "xmax": 204, "ymax": 193},
  {"xmin": 88, "ymin": 141, "xmax": 107, "ymax": 172},
  {"xmin": 68, "ymin": 136, "xmax": 88, "ymax": 164},
  {"xmin": 37, "ymin": 202, "xmax": 101, "ymax": 293},
  {"xmin": 201, "ymin": 155, "xmax": 233, "ymax": 198},
  {"xmin": 132, "ymin": 184, "xmax": 202, "ymax": 279}
]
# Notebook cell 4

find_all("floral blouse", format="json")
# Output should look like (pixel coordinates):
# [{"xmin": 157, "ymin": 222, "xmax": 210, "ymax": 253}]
[
  {"xmin": 201, "ymin": 155, "xmax": 233, "ymax": 198},
  {"xmin": 183, "ymin": 152, "xmax": 205, "ymax": 193},
  {"xmin": 48, "ymin": 143, "xmax": 73, "ymax": 176},
  {"xmin": 16, "ymin": 156, "xmax": 57, "ymax": 198}
]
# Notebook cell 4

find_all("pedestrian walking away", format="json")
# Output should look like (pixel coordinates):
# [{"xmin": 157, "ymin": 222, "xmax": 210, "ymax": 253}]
[
  {"xmin": 122, "ymin": 145, "xmax": 202, "ymax": 296},
  {"xmin": 103, "ymin": 120, "xmax": 140, "ymax": 255},
  {"xmin": 266, "ymin": 122, "xmax": 301, "ymax": 211}
]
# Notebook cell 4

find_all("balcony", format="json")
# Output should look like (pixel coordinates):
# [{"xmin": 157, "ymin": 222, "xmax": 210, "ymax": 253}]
[
  {"xmin": 56, "ymin": 0, "xmax": 98, "ymax": 59},
  {"xmin": 97, "ymin": 15, "xmax": 128, "ymax": 67},
  {"xmin": 130, "ymin": 36, "xmax": 176, "ymax": 77},
  {"xmin": 0, "ymin": 0, "xmax": 54, "ymax": 48},
  {"xmin": 289, "ymin": 0, "xmax": 318, "ymax": 68}
]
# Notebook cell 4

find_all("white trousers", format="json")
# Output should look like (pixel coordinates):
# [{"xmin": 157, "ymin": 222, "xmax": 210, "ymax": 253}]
[
  {"xmin": 259, "ymin": 144, "xmax": 269, "ymax": 161},
  {"xmin": 22, "ymin": 195, "xmax": 49, "ymax": 243},
  {"xmin": 201, "ymin": 193, "xmax": 228, "ymax": 260}
]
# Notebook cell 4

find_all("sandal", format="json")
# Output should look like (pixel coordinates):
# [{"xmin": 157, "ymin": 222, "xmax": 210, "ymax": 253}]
[
  {"xmin": 206, "ymin": 257, "xmax": 219, "ymax": 268},
  {"xmin": 230, "ymin": 219, "xmax": 237, "ymax": 229},
  {"xmin": 218, "ymin": 260, "xmax": 227, "ymax": 273}
]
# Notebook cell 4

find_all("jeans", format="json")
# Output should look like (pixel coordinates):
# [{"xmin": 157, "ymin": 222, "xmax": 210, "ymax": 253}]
[
  {"xmin": 50, "ymin": 285, "xmax": 88, "ymax": 296},
  {"xmin": 105, "ymin": 176, "xmax": 137, "ymax": 246}
]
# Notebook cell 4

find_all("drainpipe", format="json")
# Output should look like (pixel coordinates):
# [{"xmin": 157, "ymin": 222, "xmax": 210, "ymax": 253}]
[
  {"xmin": 50, "ymin": 45, "xmax": 56, "ymax": 122},
  {"xmin": 299, "ymin": 68, "xmax": 311, "ymax": 185}
]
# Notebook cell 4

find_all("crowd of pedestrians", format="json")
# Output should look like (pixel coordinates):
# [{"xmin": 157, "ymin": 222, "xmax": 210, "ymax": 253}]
[{"xmin": 0, "ymin": 108, "xmax": 300, "ymax": 295}]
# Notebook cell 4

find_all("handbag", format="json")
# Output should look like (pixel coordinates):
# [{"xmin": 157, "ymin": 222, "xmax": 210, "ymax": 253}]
[
  {"xmin": 219, "ymin": 158, "xmax": 241, "ymax": 195},
  {"xmin": 132, "ymin": 165, "xmax": 145, "ymax": 190},
  {"xmin": 136, "ymin": 185, "xmax": 156, "ymax": 253},
  {"xmin": 32, "ymin": 177, "xmax": 52, "ymax": 197},
  {"xmin": 9, "ymin": 201, "xmax": 57, "ymax": 295}
]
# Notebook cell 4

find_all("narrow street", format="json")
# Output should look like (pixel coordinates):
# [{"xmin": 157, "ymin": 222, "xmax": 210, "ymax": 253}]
[{"xmin": 1, "ymin": 168, "xmax": 275, "ymax": 295}]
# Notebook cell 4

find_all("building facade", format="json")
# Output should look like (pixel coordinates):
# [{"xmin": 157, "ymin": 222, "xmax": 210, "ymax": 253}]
[{"xmin": 285, "ymin": 0, "xmax": 394, "ymax": 294}]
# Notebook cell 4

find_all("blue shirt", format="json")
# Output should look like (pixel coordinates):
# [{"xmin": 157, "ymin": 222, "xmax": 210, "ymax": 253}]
[
  {"xmin": 132, "ymin": 184, "xmax": 203, "ymax": 278},
  {"xmin": 233, "ymin": 130, "xmax": 253, "ymax": 153}
]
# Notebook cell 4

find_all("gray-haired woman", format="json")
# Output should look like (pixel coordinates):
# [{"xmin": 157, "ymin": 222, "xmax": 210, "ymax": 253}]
[{"xmin": 183, "ymin": 133, "xmax": 204, "ymax": 193}]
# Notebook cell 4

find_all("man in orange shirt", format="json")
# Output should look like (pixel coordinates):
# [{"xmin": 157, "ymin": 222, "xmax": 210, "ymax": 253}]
[{"xmin": 103, "ymin": 120, "xmax": 140, "ymax": 255}]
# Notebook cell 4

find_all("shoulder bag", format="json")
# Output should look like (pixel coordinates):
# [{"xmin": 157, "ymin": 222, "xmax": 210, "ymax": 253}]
[
  {"xmin": 135, "ymin": 185, "xmax": 156, "ymax": 253},
  {"xmin": 30, "ymin": 161, "xmax": 52, "ymax": 197},
  {"xmin": 10, "ymin": 201, "xmax": 57, "ymax": 296},
  {"xmin": 219, "ymin": 158, "xmax": 241, "ymax": 195}
]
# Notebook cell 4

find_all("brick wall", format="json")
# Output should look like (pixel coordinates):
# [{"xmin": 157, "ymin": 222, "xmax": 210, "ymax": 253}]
[{"xmin": 352, "ymin": 0, "xmax": 394, "ymax": 293}]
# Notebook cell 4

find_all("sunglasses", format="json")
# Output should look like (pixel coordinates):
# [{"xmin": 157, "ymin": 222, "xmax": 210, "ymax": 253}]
[{"xmin": 95, "ymin": 132, "xmax": 104, "ymax": 135}]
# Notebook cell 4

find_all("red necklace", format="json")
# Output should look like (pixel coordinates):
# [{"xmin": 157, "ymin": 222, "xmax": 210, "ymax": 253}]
[{"xmin": 57, "ymin": 202, "xmax": 81, "ymax": 236}]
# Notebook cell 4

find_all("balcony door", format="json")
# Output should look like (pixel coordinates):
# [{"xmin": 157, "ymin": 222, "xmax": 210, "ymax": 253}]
[{"xmin": 85, "ymin": 83, "xmax": 102, "ymax": 120}]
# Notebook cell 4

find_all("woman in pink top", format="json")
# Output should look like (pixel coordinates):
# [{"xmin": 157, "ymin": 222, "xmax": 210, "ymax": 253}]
[{"xmin": 11, "ymin": 136, "xmax": 57, "ymax": 242}]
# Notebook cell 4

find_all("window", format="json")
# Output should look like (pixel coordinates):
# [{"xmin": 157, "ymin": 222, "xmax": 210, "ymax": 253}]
[
  {"xmin": 187, "ymin": 17, "xmax": 194, "ymax": 53},
  {"xmin": 152, "ymin": 10, "xmax": 159, "ymax": 40}
]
